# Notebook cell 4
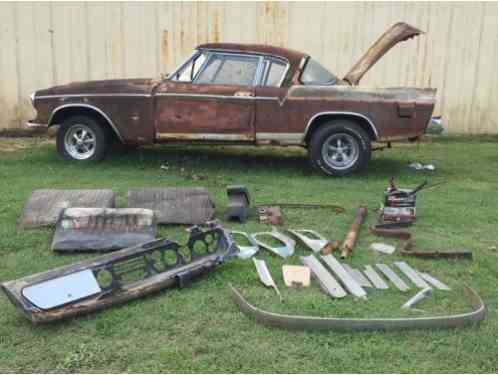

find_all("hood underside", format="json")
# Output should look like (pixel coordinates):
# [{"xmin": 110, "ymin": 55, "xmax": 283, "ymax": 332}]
[{"xmin": 343, "ymin": 22, "xmax": 423, "ymax": 86}]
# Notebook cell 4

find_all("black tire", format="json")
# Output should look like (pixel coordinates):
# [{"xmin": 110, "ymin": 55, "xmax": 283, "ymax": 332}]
[
  {"xmin": 308, "ymin": 119, "xmax": 371, "ymax": 176},
  {"xmin": 56, "ymin": 115, "xmax": 110, "ymax": 162}
]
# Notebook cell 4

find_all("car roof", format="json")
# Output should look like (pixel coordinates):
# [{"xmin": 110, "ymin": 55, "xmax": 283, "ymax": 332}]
[{"xmin": 196, "ymin": 43, "xmax": 307, "ymax": 63}]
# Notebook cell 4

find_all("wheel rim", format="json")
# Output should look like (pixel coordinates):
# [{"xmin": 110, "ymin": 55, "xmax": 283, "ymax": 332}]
[
  {"xmin": 321, "ymin": 133, "xmax": 360, "ymax": 170},
  {"xmin": 64, "ymin": 124, "xmax": 96, "ymax": 160}
]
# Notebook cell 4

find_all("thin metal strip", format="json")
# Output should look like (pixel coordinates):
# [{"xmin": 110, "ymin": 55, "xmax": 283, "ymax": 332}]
[
  {"xmin": 155, "ymin": 92, "xmax": 277, "ymax": 101},
  {"xmin": 394, "ymin": 261, "xmax": 430, "ymax": 289},
  {"xmin": 37, "ymin": 93, "xmax": 152, "ymax": 99},
  {"xmin": 363, "ymin": 265, "xmax": 389, "ymax": 290},
  {"xmin": 320, "ymin": 255, "xmax": 367, "ymax": 299},
  {"xmin": 419, "ymin": 272, "xmax": 451, "ymax": 291},
  {"xmin": 300, "ymin": 255, "xmax": 346, "ymax": 298},
  {"xmin": 253, "ymin": 258, "xmax": 282, "ymax": 300},
  {"xmin": 155, "ymin": 133, "xmax": 252, "ymax": 141},
  {"xmin": 341, "ymin": 263, "xmax": 373, "ymax": 288},
  {"xmin": 375, "ymin": 263, "xmax": 410, "ymax": 292}
]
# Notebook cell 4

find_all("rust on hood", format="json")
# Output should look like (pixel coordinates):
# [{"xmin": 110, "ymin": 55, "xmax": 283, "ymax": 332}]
[{"xmin": 343, "ymin": 22, "xmax": 423, "ymax": 86}]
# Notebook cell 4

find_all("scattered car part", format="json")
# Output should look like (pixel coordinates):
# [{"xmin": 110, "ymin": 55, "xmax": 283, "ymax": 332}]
[
  {"xmin": 51, "ymin": 208, "xmax": 156, "ymax": 252},
  {"xmin": 375, "ymin": 263, "xmax": 410, "ymax": 291},
  {"xmin": 1, "ymin": 222, "xmax": 237, "ymax": 323},
  {"xmin": 394, "ymin": 261, "xmax": 430, "ymax": 289},
  {"xmin": 369, "ymin": 225, "xmax": 412, "ymax": 240},
  {"xmin": 320, "ymin": 240, "xmax": 341, "ymax": 255},
  {"xmin": 224, "ymin": 185, "xmax": 250, "ymax": 223},
  {"xmin": 419, "ymin": 272, "xmax": 450, "ymax": 291},
  {"xmin": 426, "ymin": 116, "xmax": 444, "ymax": 134},
  {"xmin": 230, "ymin": 284, "xmax": 486, "ymax": 331},
  {"xmin": 230, "ymin": 231, "xmax": 259, "ymax": 259},
  {"xmin": 252, "ymin": 228, "xmax": 295, "ymax": 258},
  {"xmin": 369, "ymin": 242, "xmax": 396, "ymax": 255},
  {"xmin": 381, "ymin": 178, "xmax": 422, "ymax": 223},
  {"xmin": 253, "ymin": 258, "xmax": 282, "ymax": 301},
  {"xmin": 341, "ymin": 263, "xmax": 373, "ymax": 288},
  {"xmin": 408, "ymin": 162, "xmax": 435, "ymax": 171},
  {"xmin": 126, "ymin": 187, "xmax": 215, "ymax": 225},
  {"xmin": 18, "ymin": 189, "xmax": 116, "ymax": 228},
  {"xmin": 257, "ymin": 203, "xmax": 345, "ymax": 214},
  {"xmin": 401, "ymin": 241, "xmax": 473, "ymax": 259},
  {"xmin": 282, "ymin": 265, "xmax": 310, "ymax": 288},
  {"xmin": 287, "ymin": 229, "xmax": 331, "ymax": 253},
  {"xmin": 343, "ymin": 22, "xmax": 423, "ymax": 86},
  {"xmin": 363, "ymin": 265, "xmax": 389, "ymax": 289},
  {"xmin": 340, "ymin": 206, "xmax": 367, "ymax": 258},
  {"xmin": 320, "ymin": 254, "xmax": 367, "ymax": 299},
  {"xmin": 401, "ymin": 287, "xmax": 433, "ymax": 309},
  {"xmin": 300, "ymin": 255, "xmax": 346, "ymax": 298},
  {"xmin": 256, "ymin": 205, "xmax": 283, "ymax": 225}
]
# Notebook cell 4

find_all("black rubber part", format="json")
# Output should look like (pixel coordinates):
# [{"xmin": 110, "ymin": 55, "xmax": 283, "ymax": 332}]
[
  {"xmin": 56, "ymin": 115, "xmax": 110, "ymax": 162},
  {"xmin": 308, "ymin": 119, "xmax": 371, "ymax": 176}
]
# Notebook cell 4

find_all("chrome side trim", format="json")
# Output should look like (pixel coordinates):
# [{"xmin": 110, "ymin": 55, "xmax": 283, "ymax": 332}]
[
  {"xmin": 255, "ymin": 133, "xmax": 303, "ymax": 143},
  {"xmin": 156, "ymin": 133, "xmax": 252, "ymax": 141},
  {"xmin": 37, "ymin": 93, "xmax": 151, "ymax": 99},
  {"xmin": 303, "ymin": 111, "xmax": 379, "ymax": 141},
  {"xmin": 155, "ymin": 92, "xmax": 277, "ymax": 101},
  {"xmin": 48, "ymin": 103, "xmax": 123, "ymax": 141}
]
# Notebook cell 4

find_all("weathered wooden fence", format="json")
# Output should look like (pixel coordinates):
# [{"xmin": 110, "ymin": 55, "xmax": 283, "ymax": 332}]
[{"xmin": 1, "ymin": 2, "xmax": 497, "ymax": 133}]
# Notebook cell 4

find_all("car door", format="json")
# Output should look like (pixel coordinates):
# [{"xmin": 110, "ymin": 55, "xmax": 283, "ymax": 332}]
[
  {"xmin": 154, "ymin": 51, "xmax": 260, "ymax": 142},
  {"xmin": 253, "ymin": 56, "xmax": 306, "ymax": 145}
]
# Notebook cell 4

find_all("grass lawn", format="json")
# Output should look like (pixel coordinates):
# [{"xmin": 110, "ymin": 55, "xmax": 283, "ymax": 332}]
[{"xmin": 0, "ymin": 136, "xmax": 497, "ymax": 373}]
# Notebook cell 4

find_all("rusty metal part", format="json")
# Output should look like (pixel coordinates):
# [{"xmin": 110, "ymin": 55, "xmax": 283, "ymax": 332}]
[
  {"xmin": 257, "ymin": 203, "xmax": 345, "ymax": 214},
  {"xmin": 320, "ymin": 240, "xmax": 340, "ymax": 255},
  {"xmin": 369, "ymin": 226, "xmax": 412, "ymax": 240},
  {"xmin": 401, "ymin": 240, "xmax": 473, "ymax": 259},
  {"xmin": 126, "ymin": 187, "xmax": 215, "ymax": 225},
  {"xmin": 224, "ymin": 185, "xmax": 250, "ymax": 223},
  {"xmin": 52, "ymin": 208, "xmax": 156, "ymax": 253},
  {"xmin": 18, "ymin": 189, "xmax": 116, "ymax": 228},
  {"xmin": 340, "ymin": 206, "xmax": 367, "ymax": 258},
  {"xmin": 256, "ymin": 205, "xmax": 283, "ymax": 225},
  {"xmin": 252, "ymin": 228, "xmax": 295, "ymax": 258},
  {"xmin": 2, "ymin": 222, "xmax": 237, "ymax": 324},
  {"xmin": 287, "ymin": 229, "xmax": 330, "ymax": 253},
  {"xmin": 343, "ymin": 22, "xmax": 423, "ymax": 85},
  {"xmin": 253, "ymin": 258, "xmax": 282, "ymax": 301},
  {"xmin": 230, "ymin": 284, "xmax": 486, "ymax": 331}
]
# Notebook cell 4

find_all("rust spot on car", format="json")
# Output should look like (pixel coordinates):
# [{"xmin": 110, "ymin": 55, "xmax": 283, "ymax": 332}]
[{"xmin": 160, "ymin": 30, "xmax": 169, "ymax": 68}]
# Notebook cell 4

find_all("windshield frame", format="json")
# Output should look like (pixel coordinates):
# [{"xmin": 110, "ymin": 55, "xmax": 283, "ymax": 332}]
[{"xmin": 299, "ymin": 56, "xmax": 337, "ymax": 86}]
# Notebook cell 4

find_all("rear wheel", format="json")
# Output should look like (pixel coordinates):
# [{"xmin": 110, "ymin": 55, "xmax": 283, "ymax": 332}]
[
  {"xmin": 308, "ymin": 119, "xmax": 371, "ymax": 176},
  {"xmin": 56, "ymin": 116, "xmax": 110, "ymax": 162}
]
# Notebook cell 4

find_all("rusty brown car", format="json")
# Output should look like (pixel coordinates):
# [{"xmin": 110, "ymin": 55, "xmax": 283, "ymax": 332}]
[{"xmin": 28, "ymin": 22, "xmax": 436, "ymax": 176}]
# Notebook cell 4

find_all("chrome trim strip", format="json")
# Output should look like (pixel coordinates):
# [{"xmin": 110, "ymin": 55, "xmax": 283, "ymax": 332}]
[
  {"xmin": 303, "ymin": 111, "xmax": 379, "ymax": 141},
  {"xmin": 48, "ymin": 103, "xmax": 123, "ymax": 141},
  {"xmin": 155, "ymin": 92, "xmax": 277, "ymax": 101},
  {"xmin": 156, "ymin": 133, "xmax": 252, "ymax": 141},
  {"xmin": 26, "ymin": 122, "xmax": 48, "ymax": 128},
  {"xmin": 255, "ymin": 133, "xmax": 303, "ymax": 143},
  {"xmin": 36, "ymin": 93, "xmax": 151, "ymax": 99}
]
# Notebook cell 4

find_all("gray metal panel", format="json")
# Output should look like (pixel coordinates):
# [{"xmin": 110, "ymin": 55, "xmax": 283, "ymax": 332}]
[
  {"xmin": 375, "ymin": 263, "xmax": 410, "ymax": 292},
  {"xmin": 341, "ymin": 263, "xmax": 372, "ymax": 288},
  {"xmin": 394, "ymin": 261, "xmax": 430, "ymax": 289},
  {"xmin": 300, "ymin": 255, "xmax": 347, "ymax": 298},
  {"xmin": 419, "ymin": 272, "xmax": 451, "ymax": 291},
  {"xmin": 22, "ymin": 270, "xmax": 102, "ymax": 310},
  {"xmin": 363, "ymin": 265, "xmax": 389, "ymax": 289},
  {"xmin": 253, "ymin": 258, "xmax": 282, "ymax": 301},
  {"xmin": 320, "ymin": 255, "xmax": 367, "ymax": 299}
]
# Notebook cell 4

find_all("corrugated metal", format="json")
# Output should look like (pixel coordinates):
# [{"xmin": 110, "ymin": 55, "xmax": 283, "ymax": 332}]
[{"xmin": 0, "ymin": 1, "xmax": 497, "ymax": 134}]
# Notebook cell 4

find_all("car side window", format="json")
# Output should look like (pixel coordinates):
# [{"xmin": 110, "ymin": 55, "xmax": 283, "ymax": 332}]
[
  {"xmin": 260, "ymin": 58, "xmax": 287, "ymax": 87},
  {"xmin": 170, "ymin": 52, "xmax": 207, "ymax": 82},
  {"xmin": 195, "ymin": 53, "xmax": 260, "ymax": 86}
]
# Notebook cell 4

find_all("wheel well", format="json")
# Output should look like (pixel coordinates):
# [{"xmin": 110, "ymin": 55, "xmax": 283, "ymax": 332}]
[
  {"xmin": 49, "ymin": 106, "xmax": 121, "ymax": 143},
  {"xmin": 304, "ymin": 114, "xmax": 377, "ymax": 145}
]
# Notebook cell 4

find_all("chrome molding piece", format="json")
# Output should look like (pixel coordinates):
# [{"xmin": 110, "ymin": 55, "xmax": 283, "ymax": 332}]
[
  {"xmin": 156, "ymin": 133, "xmax": 252, "ymax": 141},
  {"xmin": 419, "ymin": 272, "xmax": 451, "ymax": 291},
  {"xmin": 287, "ymin": 229, "xmax": 330, "ymax": 253},
  {"xmin": 394, "ymin": 261, "xmax": 430, "ymax": 289},
  {"xmin": 231, "ymin": 231, "xmax": 259, "ymax": 259},
  {"xmin": 303, "ymin": 111, "xmax": 379, "ymax": 142},
  {"xmin": 252, "ymin": 228, "xmax": 295, "ymax": 258},
  {"xmin": 155, "ymin": 92, "xmax": 276, "ymax": 101},
  {"xmin": 320, "ymin": 254, "xmax": 367, "ymax": 299},
  {"xmin": 255, "ymin": 133, "xmax": 303, "ymax": 143},
  {"xmin": 363, "ymin": 265, "xmax": 389, "ymax": 290},
  {"xmin": 48, "ymin": 103, "xmax": 123, "ymax": 141},
  {"xmin": 300, "ymin": 255, "xmax": 346, "ymax": 298},
  {"xmin": 37, "ymin": 93, "xmax": 151, "ymax": 99},
  {"xmin": 375, "ymin": 263, "xmax": 410, "ymax": 292},
  {"xmin": 253, "ymin": 258, "xmax": 282, "ymax": 301}
]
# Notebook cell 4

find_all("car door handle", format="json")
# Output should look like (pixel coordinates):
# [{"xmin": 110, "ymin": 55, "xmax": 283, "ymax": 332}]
[{"xmin": 234, "ymin": 91, "xmax": 254, "ymax": 97}]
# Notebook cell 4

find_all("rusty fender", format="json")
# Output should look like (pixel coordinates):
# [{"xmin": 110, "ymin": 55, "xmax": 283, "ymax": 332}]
[
  {"xmin": 340, "ymin": 206, "xmax": 367, "ymax": 258},
  {"xmin": 2, "ymin": 222, "xmax": 237, "ymax": 324},
  {"xmin": 229, "ymin": 284, "xmax": 486, "ymax": 331}
]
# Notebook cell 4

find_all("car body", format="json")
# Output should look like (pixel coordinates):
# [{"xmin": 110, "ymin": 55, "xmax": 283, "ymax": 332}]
[{"xmin": 28, "ymin": 22, "xmax": 436, "ymax": 176}]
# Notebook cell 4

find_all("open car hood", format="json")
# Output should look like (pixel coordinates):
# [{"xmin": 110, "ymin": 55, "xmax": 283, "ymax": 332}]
[{"xmin": 343, "ymin": 22, "xmax": 423, "ymax": 86}]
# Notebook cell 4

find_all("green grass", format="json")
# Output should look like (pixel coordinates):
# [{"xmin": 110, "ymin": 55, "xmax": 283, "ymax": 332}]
[{"xmin": 0, "ymin": 137, "xmax": 497, "ymax": 373}]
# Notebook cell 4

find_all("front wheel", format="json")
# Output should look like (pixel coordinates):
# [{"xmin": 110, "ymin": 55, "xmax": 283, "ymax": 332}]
[
  {"xmin": 56, "ymin": 116, "xmax": 110, "ymax": 162},
  {"xmin": 308, "ymin": 120, "xmax": 371, "ymax": 176}
]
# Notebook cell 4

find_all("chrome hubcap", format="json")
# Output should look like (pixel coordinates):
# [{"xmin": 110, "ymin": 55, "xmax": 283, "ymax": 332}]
[
  {"xmin": 64, "ymin": 125, "xmax": 96, "ymax": 160},
  {"xmin": 321, "ymin": 133, "xmax": 359, "ymax": 170}
]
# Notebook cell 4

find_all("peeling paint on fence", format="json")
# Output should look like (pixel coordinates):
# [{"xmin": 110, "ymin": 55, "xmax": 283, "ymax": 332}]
[{"xmin": 0, "ymin": 1, "xmax": 497, "ymax": 133}]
